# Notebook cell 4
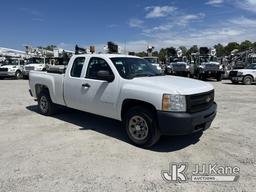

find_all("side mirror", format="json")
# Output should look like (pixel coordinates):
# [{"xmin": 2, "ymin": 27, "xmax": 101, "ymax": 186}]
[{"xmin": 97, "ymin": 70, "xmax": 115, "ymax": 82}]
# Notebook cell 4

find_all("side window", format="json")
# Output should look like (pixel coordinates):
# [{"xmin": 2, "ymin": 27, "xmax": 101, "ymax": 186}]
[
  {"xmin": 70, "ymin": 57, "xmax": 85, "ymax": 78},
  {"xmin": 86, "ymin": 57, "xmax": 113, "ymax": 80}
]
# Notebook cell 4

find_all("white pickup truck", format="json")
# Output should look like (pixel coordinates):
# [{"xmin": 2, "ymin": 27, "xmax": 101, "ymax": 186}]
[
  {"xmin": 29, "ymin": 54, "xmax": 217, "ymax": 147},
  {"xmin": 229, "ymin": 63, "xmax": 256, "ymax": 85}
]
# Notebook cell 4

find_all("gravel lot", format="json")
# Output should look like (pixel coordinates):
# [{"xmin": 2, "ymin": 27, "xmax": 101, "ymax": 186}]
[{"xmin": 0, "ymin": 79, "xmax": 255, "ymax": 192}]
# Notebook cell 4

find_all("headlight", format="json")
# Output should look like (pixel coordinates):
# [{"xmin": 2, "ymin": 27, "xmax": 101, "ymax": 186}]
[{"xmin": 162, "ymin": 94, "xmax": 186, "ymax": 112}]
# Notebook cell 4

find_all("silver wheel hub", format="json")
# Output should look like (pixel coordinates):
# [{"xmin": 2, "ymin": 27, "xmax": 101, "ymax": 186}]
[
  {"xmin": 128, "ymin": 115, "xmax": 149, "ymax": 141},
  {"xmin": 40, "ymin": 96, "xmax": 48, "ymax": 113}
]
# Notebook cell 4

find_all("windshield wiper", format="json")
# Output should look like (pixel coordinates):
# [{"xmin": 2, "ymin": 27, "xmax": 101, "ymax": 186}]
[{"xmin": 132, "ymin": 73, "xmax": 164, "ymax": 78}]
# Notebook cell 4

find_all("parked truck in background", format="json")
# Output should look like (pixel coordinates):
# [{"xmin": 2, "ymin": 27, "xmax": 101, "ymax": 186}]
[
  {"xmin": 23, "ymin": 57, "xmax": 49, "ymax": 77},
  {"xmin": 29, "ymin": 54, "xmax": 217, "ymax": 147},
  {"xmin": 0, "ymin": 58, "xmax": 25, "ymax": 79},
  {"xmin": 229, "ymin": 63, "xmax": 256, "ymax": 85},
  {"xmin": 143, "ymin": 56, "xmax": 163, "ymax": 72},
  {"xmin": 165, "ymin": 48, "xmax": 193, "ymax": 77},
  {"xmin": 191, "ymin": 47, "xmax": 223, "ymax": 81}
]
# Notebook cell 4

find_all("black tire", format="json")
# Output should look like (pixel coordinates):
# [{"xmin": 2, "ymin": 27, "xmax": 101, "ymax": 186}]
[
  {"xmin": 15, "ymin": 70, "xmax": 23, "ymax": 79},
  {"xmin": 38, "ymin": 90, "xmax": 56, "ymax": 116},
  {"xmin": 231, "ymin": 80, "xmax": 239, "ymax": 84},
  {"xmin": 243, "ymin": 76, "xmax": 253, "ymax": 85},
  {"xmin": 199, "ymin": 74, "xmax": 206, "ymax": 80},
  {"xmin": 216, "ymin": 74, "xmax": 222, "ymax": 82},
  {"xmin": 123, "ymin": 106, "xmax": 160, "ymax": 148}
]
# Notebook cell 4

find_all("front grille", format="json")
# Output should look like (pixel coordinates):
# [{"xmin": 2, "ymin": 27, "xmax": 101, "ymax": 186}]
[
  {"xmin": 25, "ymin": 66, "xmax": 35, "ymax": 71},
  {"xmin": 205, "ymin": 64, "xmax": 219, "ymax": 71},
  {"xmin": 229, "ymin": 71, "xmax": 238, "ymax": 77},
  {"xmin": 173, "ymin": 64, "xmax": 186, "ymax": 71},
  {"xmin": 187, "ymin": 90, "xmax": 214, "ymax": 113},
  {"xmin": 0, "ymin": 68, "xmax": 8, "ymax": 72}
]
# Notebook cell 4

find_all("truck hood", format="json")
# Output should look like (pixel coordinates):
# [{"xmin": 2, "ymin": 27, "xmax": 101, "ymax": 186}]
[
  {"xmin": 25, "ymin": 63, "xmax": 45, "ymax": 67},
  {"xmin": 129, "ymin": 75, "xmax": 213, "ymax": 95},
  {"xmin": 0, "ymin": 65, "xmax": 17, "ymax": 69},
  {"xmin": 234, "ymin": 69, "xmax": 255, "ymax": 73},
  {"xmin": 202, "ymin": 62, "xmax": 220, "ymax": 65},
  {"xmin": 170, "ymin": 62, "xmax": 187, "ymax": 65}
]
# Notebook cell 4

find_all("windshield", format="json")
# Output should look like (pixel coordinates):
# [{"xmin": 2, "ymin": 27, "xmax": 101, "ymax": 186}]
[
  {"xmin": 246, "ymin": 64, "xmax": 256, "ymax": 69},
  {"xmin": 110, "ymin": 57, "xmax": 163, "ymax": 79},
  {"xmin": 144, "ymin": 58, "xmax": 158, "ymax": 64},
  {"xmin": 199, "ymin": 56, "xmax": 218, "ymax": 63},
  {"xmin": 209, "ymin": 56, "xmax": 218, "ymax": 62},
  {"xmin": 3, "ymin": 59, "xmax": 19, "ymax": 65},
  {"xmin": 27, "ymin": 58, "xmax": 44, "ymax": 64},
  {"xmin": 169, "ymin": 57, "xmax": 184, "ymax": 63}
]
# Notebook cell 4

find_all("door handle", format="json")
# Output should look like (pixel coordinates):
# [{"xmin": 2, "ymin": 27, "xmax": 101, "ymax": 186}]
[{"xmin": 82, "ymin": 83, "xmax": 91, "ymax": 88}]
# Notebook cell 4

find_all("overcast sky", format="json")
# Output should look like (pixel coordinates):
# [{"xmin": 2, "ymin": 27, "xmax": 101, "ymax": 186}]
[{"xmin": 0, "ymin": 0, "xmax": 256, "ymax": 52}]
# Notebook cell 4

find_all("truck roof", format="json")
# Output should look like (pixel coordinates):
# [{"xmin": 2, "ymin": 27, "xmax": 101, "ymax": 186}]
[{"xmin": 74, "ymin": 54, "xmax": 139, "ymax": 59}]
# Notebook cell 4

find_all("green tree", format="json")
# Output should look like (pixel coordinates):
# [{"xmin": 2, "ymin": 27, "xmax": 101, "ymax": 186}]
[
  {"xmin": 37, "ymin": 45, "xmax": 57, "ymax": 51},
  {"xmin": 239, "ymin": 40, "xmax": 252, "ymax": 51},
  {"xmin": 253, "ymin": 42, "xmax": 256, "ymax": 49},
  {"xmin": 214, "ymin": 43, "xmax": 225, "ymax": 57},
  {"xmin": 136, "ymin": 51, "xmax": 147, "ymax": 57},
  {"xmin": 166, "ymin": 47, "xmax": 177, "ymax": 57},
  {"xmin": 186, "ymin": 45, "xmax": 198, "ymax": 57},
  {"xmin": 179, "ymin": 46, "xmax": 188, "ymax": 55},
  {"xmin": 224, "ymin": 42, "xmax": 239, "ymax": 55},
  {"xmin": 152, "ymin": 51, "xmax": 159, "ymax": 57},
  {"xmin": 159, "ymin": 48, "xmax": 166, "ymax": 63}
]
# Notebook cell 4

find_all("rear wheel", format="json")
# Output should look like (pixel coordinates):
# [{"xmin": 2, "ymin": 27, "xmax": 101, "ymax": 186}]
[
  {"xmin": 243, "ymin": 76, "xmax": 253, "ymax": 85},
  {"xmin": 38, "ymin": 90, "xmax": 56, "ymax": 115},
  {"xmin": 15, "ymin": 70, "xmax": 23, "ymax": 79},
  {"xmin": 123, "ymin": 106, "xmax": 160, "ymax": 148}
]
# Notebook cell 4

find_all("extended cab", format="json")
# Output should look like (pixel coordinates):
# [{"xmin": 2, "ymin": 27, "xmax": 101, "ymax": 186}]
[
  {"xmin": 229, "ymin": 63, "xmax": 256, "ymax": 85},
  {"xmin": 29, "ymin": 54, "xmax": 217, "ymax": 147}
]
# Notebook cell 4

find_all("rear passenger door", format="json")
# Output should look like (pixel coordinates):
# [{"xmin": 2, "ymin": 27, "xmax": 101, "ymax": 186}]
[{"xmin": 63, "ymin": 56, "xmax": 88, "ymax": 110}]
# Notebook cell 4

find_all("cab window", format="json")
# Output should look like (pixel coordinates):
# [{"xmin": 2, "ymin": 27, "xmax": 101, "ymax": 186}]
[
  {"xmin": 86, "ymin": 57, "xmax": 113, "ymax": 80},
  {"xmin": 70, "ymin": 57, "xmax": 85, "ymax": 78}
]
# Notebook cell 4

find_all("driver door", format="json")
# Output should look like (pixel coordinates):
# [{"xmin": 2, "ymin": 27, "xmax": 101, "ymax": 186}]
[{"xmin": 82, "ymin": 57, "xmax": 120, "ymax": 119}]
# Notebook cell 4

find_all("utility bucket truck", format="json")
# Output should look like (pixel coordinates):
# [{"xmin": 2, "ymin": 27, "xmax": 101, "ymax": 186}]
[
  {"xmin": 192, "ymin": 47, "xmax": 224, "ymax": 81},
  {"xmin": 166, "ymin": 48, "xmax": 192, "ymax": 77}
]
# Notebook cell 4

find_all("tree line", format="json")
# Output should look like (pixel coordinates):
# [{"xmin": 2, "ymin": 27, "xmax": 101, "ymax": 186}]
[
  {"xmin": 40, "ymin": 40, "xmax": 256, "ymax": 63},
  {"xmin": 135, "ymin": 40, "xmax": 256, "ymax": 62}
]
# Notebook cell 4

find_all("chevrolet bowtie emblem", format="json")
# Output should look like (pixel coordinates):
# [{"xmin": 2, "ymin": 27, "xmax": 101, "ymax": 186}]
[{"xmin": 206, "ymin": 96, "xmax": 211, "ymax": 103}]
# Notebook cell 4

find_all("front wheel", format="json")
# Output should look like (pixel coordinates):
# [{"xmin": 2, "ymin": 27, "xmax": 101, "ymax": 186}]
[
  {"xmin": 216, "ymin": 74, "xmax": 222, "ymax": 81},
  {"xmin": 38, "ymin": 91, "xmax": 56, "ymax": 116},
  {"xmin": 231, "ymin": 80, "xmax": 239, "ymax": 84},
  {"xmin": 243, "ymin": 76, "xmax": 253, "ymax": 85},
  {"xmin": 123, "ymin": 106, "xmax": 160, "ymax": 148},
  {"xmin": 15, "ymin": 70, "xmax": 23, "ymax": 79}
]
